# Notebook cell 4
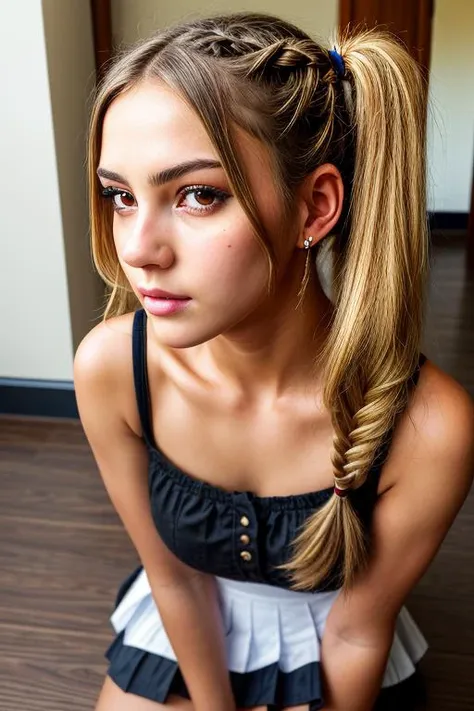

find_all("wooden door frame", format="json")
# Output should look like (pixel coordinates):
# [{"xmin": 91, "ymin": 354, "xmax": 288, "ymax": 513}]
[
  {"xmin": 339, "ymin": 0, "xmax": 352, "ymax": 30},
  {"xmin": 90, "ymin": 0, "xmax": 112, "ymax": 80},
  {"xmin": 339, "ymin": 0, "xmax": 434, "ymax": 72}
]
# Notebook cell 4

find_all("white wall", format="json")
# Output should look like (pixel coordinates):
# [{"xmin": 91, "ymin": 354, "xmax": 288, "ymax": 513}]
[
  {"xmin": 0, "ymin": 1, "xmax": 101, "ymax": 382},
  {"xmin": 0, "ymin": 1, "xmax": 73, "ymax": 380},
  {"xmin": 427, "ymin": 0, "xmax": 474, "ymax": 213}
]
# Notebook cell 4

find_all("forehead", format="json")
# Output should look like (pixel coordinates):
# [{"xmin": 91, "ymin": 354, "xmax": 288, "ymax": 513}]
[{"xmin": 100, "ymin": 79, "xmax": 215, "ymax": 166}]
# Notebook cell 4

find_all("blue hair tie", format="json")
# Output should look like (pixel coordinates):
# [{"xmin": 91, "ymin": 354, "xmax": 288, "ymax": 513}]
[{"xmin": 328, "ymin": 47, "xmax": 345, "ymax": 80}]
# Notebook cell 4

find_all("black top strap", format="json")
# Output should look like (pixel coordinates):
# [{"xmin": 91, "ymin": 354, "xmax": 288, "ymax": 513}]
[
  {"xmin": 132, "ymin": 309, "xmax": 156, "ymax": 448},
  {"xmin": 411, "ymin": 351, "xmax": 427, "ymax": 387}
]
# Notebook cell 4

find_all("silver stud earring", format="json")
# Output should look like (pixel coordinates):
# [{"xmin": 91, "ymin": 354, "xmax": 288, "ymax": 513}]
[{"xmin": 303, "ymin": 236, "xmax": 313, "ymax": 249}]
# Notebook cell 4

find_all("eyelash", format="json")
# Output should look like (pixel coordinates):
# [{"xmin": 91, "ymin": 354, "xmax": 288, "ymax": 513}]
[{"xmin": 100, "ymin": 184, "xmax": 230, "ymax": 216}]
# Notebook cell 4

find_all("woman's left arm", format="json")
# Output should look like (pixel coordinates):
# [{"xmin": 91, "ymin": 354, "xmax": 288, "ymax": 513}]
[{"xmin": 321, "ymin": 368, "xmax": 474, "ymax": 711}]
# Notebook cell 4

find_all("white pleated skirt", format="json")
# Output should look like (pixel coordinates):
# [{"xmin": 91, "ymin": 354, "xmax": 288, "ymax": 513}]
[{"xmin": 106, "ymin": 567, "xmax": 428, "ymax": 708}]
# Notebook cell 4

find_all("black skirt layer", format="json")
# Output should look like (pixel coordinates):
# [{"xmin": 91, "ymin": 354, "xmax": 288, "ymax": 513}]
[
  {"xmin": 106, "ymin": 631, "xmax": 323, "ymax": 709},
  {"xmin": 106, "ymin": 630, "xmax": 427, "ymax": 710}
]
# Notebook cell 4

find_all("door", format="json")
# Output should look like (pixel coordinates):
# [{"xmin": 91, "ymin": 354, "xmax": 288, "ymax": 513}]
[{"xmin": 339, "ymin": 0, "xmax": 435, "ymax": 73}]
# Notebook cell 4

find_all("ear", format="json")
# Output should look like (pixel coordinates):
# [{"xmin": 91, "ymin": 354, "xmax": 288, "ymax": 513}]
[{"xmin": 296, "ymin": 163, "xmax": 344, "ymax": 248}]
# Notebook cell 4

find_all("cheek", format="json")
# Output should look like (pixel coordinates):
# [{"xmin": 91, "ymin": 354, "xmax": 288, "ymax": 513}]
[
  {"xmin": 193, "ymin": 233, "xmax": 268, "ymax": 305},
  {"xmin": 112, "ymin": 220, "xmax": 126, "ymax": 260},
  {"xmin": 114, "ymin": 239, "xmax": 132, "ymax": 280}
]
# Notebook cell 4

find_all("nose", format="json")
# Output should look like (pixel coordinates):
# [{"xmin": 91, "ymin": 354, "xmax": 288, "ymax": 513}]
[{"xmin": 121, "ymin": 213, "xmax": 175, "ymax": 270}]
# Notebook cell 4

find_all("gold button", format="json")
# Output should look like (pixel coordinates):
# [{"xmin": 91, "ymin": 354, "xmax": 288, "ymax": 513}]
[
  {"xmin": 240, "ymin": 551, "xmax": 252, "ymax": 562},
  {"xmin": 240, "ymin": 516, "xmax": 250, "ymax": 527},
  {"xmin": 240, "ymin": 534, "xmax": 250, "ymax": 545}
]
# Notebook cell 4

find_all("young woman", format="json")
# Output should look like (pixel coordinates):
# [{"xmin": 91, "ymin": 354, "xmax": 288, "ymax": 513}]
[{"xmin": 74, "ymin": 12, "xmax": 474, "ymax": 711}]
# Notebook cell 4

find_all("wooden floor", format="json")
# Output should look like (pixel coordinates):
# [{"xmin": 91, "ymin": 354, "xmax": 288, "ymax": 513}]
[{"xmin": 0, "ymin": 237, "xmax": 473, "ymax": 711}]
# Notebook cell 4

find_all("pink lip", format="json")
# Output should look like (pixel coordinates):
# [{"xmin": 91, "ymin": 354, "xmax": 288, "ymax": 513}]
[
  {"xmin": 142, "ymin": 295, "xmax": 191, "ymax": 317},
  {"xmin": 138, "ymin": 286, "xmax": 190, "ymax": 299}
]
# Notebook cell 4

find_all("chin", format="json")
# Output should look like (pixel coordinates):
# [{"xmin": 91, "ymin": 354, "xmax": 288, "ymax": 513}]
[
  {"xmin": 146, "ymin": 301, "xmax": 257, "ymax": 350},
  {"xmin": 145, "ymin": 318, "xmax": 220, "ymax": 350}
]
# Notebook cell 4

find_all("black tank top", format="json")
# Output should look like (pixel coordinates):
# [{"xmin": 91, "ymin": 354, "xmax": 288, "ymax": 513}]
[{"xmin": 132, "ymin": 308, "xmax": 427, "ymax": 592}]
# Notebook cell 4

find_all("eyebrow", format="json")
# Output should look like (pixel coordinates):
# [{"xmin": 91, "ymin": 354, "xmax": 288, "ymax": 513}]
[{"xmin": 96, "ymin": 159, "xmax": 223, "ymax": 188}]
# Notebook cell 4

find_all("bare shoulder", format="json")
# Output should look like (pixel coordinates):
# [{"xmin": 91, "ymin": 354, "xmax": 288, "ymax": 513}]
[
  {"xmin": 73, "ymin": 312, "xmax": 141, "ymax": 436},
  {"xmin": 384, "ymin": 355, "xmax": 474, "ymax": 510},
  {"xmin": 409, "ymin": 357, "xmax": 473, "ymax": 484},
  {"xmin": 74, "ymin": 311, "xmax": 134, "ymax": 384}
]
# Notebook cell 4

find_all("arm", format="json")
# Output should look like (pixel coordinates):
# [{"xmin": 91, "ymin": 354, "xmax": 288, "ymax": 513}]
[
  {"xmin": 320, "ymin": 365, "xmax": 474, "ymax": 711},
  {"xmin": 74, "ymin": 319, "xmax": 235, "ymax": 711}
]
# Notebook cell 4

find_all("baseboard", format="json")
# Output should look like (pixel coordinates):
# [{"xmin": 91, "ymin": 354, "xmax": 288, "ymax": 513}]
[
  {"xmin": 429, "ymin": 212, "xmax": 469, "ymax": 230},
  {"xmin": 0, "ymin": 378, "xmax": 78, "ymax": 419}
]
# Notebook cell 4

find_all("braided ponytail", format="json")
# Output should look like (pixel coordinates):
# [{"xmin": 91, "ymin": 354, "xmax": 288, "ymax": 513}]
[{"xmin": 283, "ymin": 29, "xmax": 429, "ymax": 589}]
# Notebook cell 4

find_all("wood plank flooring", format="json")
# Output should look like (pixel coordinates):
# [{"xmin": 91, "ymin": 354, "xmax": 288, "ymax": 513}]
[{"xmin": 0, "ymin": 238, "xmax": 473, "ymax": 710}]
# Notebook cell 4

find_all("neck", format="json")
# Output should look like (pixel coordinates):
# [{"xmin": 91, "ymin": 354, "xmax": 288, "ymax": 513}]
[{"xmin": 202, "ymin": 253, "xmax": 334, "ymax": 401}]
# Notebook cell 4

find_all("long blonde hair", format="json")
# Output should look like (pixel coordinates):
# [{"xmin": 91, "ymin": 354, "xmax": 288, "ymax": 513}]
[{"xmin": 87, "ymin": 12, "xmax": 429, "ymax": 590}]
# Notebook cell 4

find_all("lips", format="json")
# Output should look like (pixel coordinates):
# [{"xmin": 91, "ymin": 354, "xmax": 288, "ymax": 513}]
[{"xmin": 137, "ymin": 286, "xmax": 190, "ymax": 300}]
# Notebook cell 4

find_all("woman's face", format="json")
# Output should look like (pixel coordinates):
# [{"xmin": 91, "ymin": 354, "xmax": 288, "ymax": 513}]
[{"xmin": 98, "ymin": 79, "xmax": 295, "ymax": 349}]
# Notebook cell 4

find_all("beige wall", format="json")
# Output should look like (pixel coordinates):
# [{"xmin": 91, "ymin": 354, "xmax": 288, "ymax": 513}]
[
  {"xmin": 42, "ymin": 0, "xmax": 103, "ymax": 354},
  {"xmin": 111, "ymin": 0, "xmax": 338, "ymax": 49},
  {"xmin": 427, "ymin": 0, "xmax": 474, "ymax": 212}
]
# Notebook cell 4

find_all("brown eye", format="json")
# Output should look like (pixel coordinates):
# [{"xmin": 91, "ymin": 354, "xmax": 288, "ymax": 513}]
[
  {"xmin": 193, "ymin": 189, "xmax": 214, "ymax": 206},
  {"xmin": 114, "ymin": 191, "xmax": 135, "ymax": 208},
  {"xmin": 101, "ymin": 187, "xmax": 136, "ymax": 212},
  {"xmin": 178, "ymin": 185, "xmax": 230, "ymax": 214}
]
